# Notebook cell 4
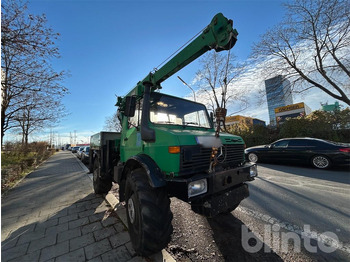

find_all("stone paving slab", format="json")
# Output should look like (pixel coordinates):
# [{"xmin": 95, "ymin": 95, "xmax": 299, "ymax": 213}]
[{"xmin": 1, "ymin": 151, "xmax": 175, "ymax": 262}]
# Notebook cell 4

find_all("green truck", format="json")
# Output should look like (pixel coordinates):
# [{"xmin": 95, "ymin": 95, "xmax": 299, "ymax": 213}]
[{"xmin": 90, "ymin": 13, "xmax": 257, "ymax": 256}]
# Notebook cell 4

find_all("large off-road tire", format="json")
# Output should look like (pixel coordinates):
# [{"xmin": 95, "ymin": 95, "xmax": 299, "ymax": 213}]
[
  {"xmin": 93, "ymin": 158, "xmax": 112, "ymax": 194},
  {"xmin": 125, "ymin": 168, "xmax": 173, "ymax": 256}
]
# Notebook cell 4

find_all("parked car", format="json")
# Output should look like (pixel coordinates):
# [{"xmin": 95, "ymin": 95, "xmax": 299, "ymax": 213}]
[
  {"xmin": 77, "ymin": 146, "xmax": 85, "ymax": 159},
  {"xmin": 71, "ymin": 146, "xmax": 80, "ymax": 153},
  {"xmin": 245, "ymin": 138, "xmax": 350, "ymax": 169},
  {"xmin": 81, "ymin": 146, "xmax": 90, "ymax": 164}
]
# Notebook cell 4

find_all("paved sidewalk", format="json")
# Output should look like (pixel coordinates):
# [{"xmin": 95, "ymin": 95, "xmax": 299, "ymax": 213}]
[{"xmin": 1, "ymin": 151, "xmax": 159, "ymax": 262}]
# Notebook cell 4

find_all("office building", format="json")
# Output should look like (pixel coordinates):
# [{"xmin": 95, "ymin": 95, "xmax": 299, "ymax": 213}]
[{"xmin": 265, "ymin": 75, "xmax": 293, "ymax": 125}]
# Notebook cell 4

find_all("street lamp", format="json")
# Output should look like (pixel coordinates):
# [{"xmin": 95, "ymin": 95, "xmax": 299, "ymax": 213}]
[{"xmin": 177, "ymin": 76, "xmax": 196, "ymax": 102}]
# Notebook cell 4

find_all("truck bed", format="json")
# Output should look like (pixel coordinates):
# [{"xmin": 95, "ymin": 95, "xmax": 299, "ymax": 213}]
[{"xmin": 90, "ymin": 132, "xmax": 121, "ymax": 150}]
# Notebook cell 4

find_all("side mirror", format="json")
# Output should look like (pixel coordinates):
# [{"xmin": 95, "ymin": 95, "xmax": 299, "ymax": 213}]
[
  {"xmin": 210, "ymin": 112, "xmax": 214, "ymax": 124},
  {"xmin": 124, "ymin": 96, "xmax": 136, "ymax": 117}
]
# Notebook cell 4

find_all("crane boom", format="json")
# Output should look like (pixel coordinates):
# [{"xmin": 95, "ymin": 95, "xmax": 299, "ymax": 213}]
[
  {"xmin": 151, "ymin": 13, "xmax": 238, "ymax": 86},
  {"xmin": 118, "ymin": 13, "xmax": 238, "ymax": 106}
]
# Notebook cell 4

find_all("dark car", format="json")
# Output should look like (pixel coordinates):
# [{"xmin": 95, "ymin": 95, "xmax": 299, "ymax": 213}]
[
  {"xmin": 81, "ymin": 146, "xmax": 90, "ymax": 164},
  {"xmin": 245, "ymin": 138, "xmax": 350, "ymax": 169},
  {"xmin": 71, "ymin": 146, "xmax": 80, "ymax": 153}
]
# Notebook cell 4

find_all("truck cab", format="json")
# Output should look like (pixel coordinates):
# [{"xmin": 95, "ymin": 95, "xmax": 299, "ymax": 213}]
[{"xmin": 118, "ymin": 92, "xmax": 256, "ymax": 206}]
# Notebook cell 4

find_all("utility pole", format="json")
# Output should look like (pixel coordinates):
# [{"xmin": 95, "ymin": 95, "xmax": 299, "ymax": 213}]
[{"xmin": 49, "ymin": 128, "xmax": 53, "ymax": 148}]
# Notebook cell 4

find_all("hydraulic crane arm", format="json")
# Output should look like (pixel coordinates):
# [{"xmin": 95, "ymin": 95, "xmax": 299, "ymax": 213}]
[
  {"xmin": 118, "ymin": 13, "xmax": 238, "ymax": 104},
  {"xmin": 151, "ymin": 13, "xmax": 238, "ymax": 87}
]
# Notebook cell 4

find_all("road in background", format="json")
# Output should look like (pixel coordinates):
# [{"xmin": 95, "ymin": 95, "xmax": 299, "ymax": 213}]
[{"xmin": 168, "ymin": 164, "xmax": 350, "ymax": 261}]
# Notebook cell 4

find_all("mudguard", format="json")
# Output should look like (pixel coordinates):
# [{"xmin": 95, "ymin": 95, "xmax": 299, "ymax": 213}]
[{"xmin": 119, "ymin": 154, "xmax": 166, "ymax": 188}]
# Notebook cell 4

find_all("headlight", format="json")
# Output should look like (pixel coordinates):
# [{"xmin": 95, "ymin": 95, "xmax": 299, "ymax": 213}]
[
  {"xmin": 188, "ymin": 179, "xmax": 207, "ymax": 198},
  {"xmin": 249, "ymin": 165, "xmax": 258, "ymax": 178}
]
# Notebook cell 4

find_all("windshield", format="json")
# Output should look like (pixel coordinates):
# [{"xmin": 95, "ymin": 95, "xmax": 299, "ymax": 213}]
[{"xmin": 149, "ymin": 93, "xmax": 212, "ymax": 128}]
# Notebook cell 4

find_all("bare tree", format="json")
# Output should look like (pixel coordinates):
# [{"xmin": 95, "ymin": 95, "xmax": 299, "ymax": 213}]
[
  {"xmin": 252, "ymin": 0, "xmax": 350, "ymax": 105},
  {"xmin": 104, "ymin": 111, "xmax": 122, "ymax": 132},
  {"xmin": 195, "ymin": 51, "xmax": 247, "ymax": 111},
  {"xmin": 13, "ymin": 92, "xmax": 66, "ymax": 146},
  {"xmin": 1, "ymin": 0, "xmax": 68, "ymax": 145},
  {"xmin": 194, "ymin": 51, "xmax": 248, "ymax": 135}
]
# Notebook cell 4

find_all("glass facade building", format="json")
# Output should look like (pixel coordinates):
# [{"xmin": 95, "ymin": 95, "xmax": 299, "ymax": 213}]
[{"xmin": 265, "ymin": 75, "xmax": 293, "ymax": 126}]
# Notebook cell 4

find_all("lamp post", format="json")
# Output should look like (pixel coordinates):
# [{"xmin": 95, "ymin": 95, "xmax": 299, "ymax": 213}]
[{"xmin": 177, "ymin": 76, "xmax": 196, "ymax": 102}]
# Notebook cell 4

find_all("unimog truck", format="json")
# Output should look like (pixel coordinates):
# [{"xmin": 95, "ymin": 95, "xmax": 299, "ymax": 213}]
[{"xmin": 89, "ymin": 13, "xmax": 257, "ymax": 256}]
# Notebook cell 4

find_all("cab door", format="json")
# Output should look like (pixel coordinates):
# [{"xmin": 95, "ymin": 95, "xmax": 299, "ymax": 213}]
[{"xmin": 120, "ymin": 99, "xmax": 143, "ymax": 160}]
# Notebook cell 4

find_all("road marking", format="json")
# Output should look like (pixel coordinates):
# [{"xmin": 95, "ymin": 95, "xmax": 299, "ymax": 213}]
[{"xmin": 238, "ymin": 206, "xmax": 350, "ymax": 254}]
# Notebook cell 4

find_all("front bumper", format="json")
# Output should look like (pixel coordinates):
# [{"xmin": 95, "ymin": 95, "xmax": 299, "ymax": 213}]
[
  {"xmin": 191, "ymin": 183, "xmax": 249, "ymax": 217},
  {"xmin": 166, "ymin": 162, "xmax": 257, "ymax": 203}
]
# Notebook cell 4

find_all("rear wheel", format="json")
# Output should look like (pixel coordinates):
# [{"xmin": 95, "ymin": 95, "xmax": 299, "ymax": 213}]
[
  {"xmin": 311, "ymin": 155, "xmax": 331, "ymax": 169},
  {"xmin": 93, "ymin": 158, "xmax": 112, "ymax": 194},
  {"xmin": 125, "ymin": 168, "xmax": 173, "ymax": 256},
  {"xmin": 248, "ymin": 152, "xmax": 258, "ymax": 163}
]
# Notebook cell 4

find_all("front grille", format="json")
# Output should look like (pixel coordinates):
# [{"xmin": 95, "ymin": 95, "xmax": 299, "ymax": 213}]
[
  {"xmin": 218, "ymin": 144, "xmax": 245, "ymax": 164},
  {"xmin": 180, "ymin": 144, "xmax": 245, "ymax": 175}
]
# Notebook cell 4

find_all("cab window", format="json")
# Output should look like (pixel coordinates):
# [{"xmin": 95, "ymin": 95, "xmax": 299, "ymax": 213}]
[{"xmin": 129, "ymin": 99, "xmax": 142, "ymax": 128}]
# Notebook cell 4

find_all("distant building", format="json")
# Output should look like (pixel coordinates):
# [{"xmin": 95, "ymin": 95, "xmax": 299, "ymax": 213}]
[
  {"xmin": 274, "ymin": 102, "xmax": 312, "ymax": 125},
  {"xmin": 225, "ymin": 115, "xmax": 266, "ymax": 127},
  {"xmin": 321, "ymin": 101, "xmax": 341, "ymax": 112},
  {"xmin": 265, "ymin": 75, "xmax": 293, "ymax": 126},
  {"xmin": 252, "ymin": 118, "xmax": 266, "ymax": 126}
]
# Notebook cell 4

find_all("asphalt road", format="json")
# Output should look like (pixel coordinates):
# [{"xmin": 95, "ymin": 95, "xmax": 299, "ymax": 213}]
[{"xmin": 168, "ymin": 164, "xmax": 350, "ymax": 261}]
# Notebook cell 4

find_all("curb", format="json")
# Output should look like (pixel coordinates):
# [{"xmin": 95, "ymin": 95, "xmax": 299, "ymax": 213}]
[{"xmin": 79, "ymin": 157, "xmax": 176, "ymax": 262}]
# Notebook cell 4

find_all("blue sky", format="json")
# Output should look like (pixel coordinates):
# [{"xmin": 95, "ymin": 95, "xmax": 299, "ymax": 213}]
[{"xmin": 16, "ymin": 0, "xmax": 338, "ymax": 144}]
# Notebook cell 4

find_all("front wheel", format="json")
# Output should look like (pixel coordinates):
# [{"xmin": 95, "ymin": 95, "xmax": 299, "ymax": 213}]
[
  {"xmin": 311, "ymin": 155, "xmax": 331, "ymax": 169},
  {"xmin": 248, "ymin": 152, "xmax": 258, "ymax": 163},
  {"xmin": 125, "ymin": 168, "xmax": 173, "ymax": 256}
]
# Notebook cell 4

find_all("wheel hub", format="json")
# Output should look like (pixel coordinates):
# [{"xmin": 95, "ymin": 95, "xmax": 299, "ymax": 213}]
[
  {"xmin": 249, "ymin": 153, "xmax": 258, "ymax": 162},
  {"xmin": 313, "ymin": 156, "xmax": 328, "ymax": 168},
  {"xmin": 128, "ymin": 196, "xmax": 135, "ymax": 224}
]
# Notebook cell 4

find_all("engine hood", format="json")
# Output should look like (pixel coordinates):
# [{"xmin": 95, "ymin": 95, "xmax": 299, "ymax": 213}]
[{"xmin": 154, "ymin": 127, "xmax": 244, "ymax": 146}]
